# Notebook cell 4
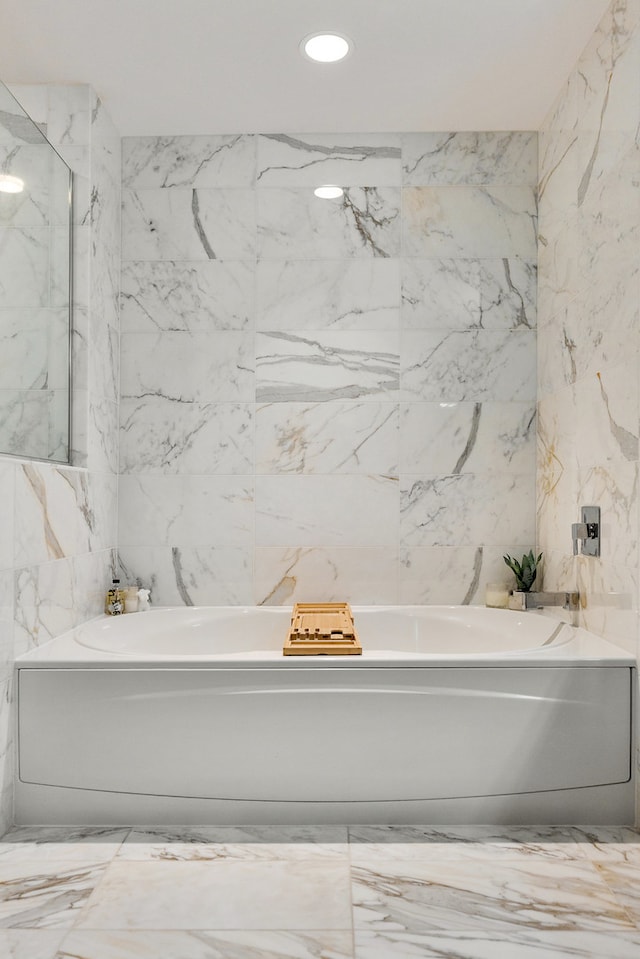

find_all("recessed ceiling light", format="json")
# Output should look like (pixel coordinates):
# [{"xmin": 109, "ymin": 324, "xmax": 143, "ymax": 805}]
[
  {"xmin": 0, "ymin": 174, "xmax": 24, "ymax": 194},
  {"xmin": 314, "ymin": 185, "xmax": 344, "ymax": 199},
  {"xmin": 302, "ymin": 33, "xmax": 352, "ymax": 63}
]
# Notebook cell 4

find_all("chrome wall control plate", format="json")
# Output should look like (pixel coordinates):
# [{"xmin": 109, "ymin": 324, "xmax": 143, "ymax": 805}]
[{"xmin": 581, "ymin": 505, "xmax": 600, "ymax": 557}]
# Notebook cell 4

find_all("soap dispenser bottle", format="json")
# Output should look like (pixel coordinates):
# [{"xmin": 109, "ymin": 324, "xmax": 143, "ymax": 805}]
[{"xmin": 105, "ymin": 578, "xmax": 124, "ymax": 615}]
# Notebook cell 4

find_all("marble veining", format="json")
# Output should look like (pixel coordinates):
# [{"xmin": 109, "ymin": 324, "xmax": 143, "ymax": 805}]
[
  {"xmin": 401, "ymin": 330, "xmax": 536, "ymax": 403},
  {"xmin": 536, "ymin": 0, "xmax": 640, "ymax": 667},
  {"xmin": 256, "ymin": 401, "xmax": 398, "ymax": 476},
  {"xmin": 399, "ymin": 402, "xmax": 535, "ymax": 476},
  {"xmin": 122, "ymin": 188, "xmax": 256, "ymax": 261},
  {"xmin": 257, "ymin": 187, "xmax": 401, "ymax": 259},
  {"xmin": 121, "ymin": 260, "xmax": 255, "ymax": 333},
  {"xmin": 256, "ymin": 331, "xmax": 399, "ymax": 403},
  {"xmin": 118, "ymin": 544, "xmax": 253, "ymax": 607},
  {"xmin": 0, "ymin": 826, "xmax": 638, "ymax": 958},
  {"xmin": 120, "ymin": 399, "xmax": 253, "ymax": 475},
  {"xmin": 401, "ymin": 257, "xmax": 536, "ymax": 330},
  {"xmin": 402, "ymin": 186, "xmax": 537, "ymax": 259},
  {"xmin": 255, "ymin": 546, "xmax": 399, "ymax": 606},
  {"xmin": 400, "ymin": 472, "xmax": 535, "ymax": 548},
  {"xmin": 122, "ymin": 135, "xmax": 256, "ymax": 189},
  {"xmin": 256, "ymin": 259, "xmax": 400, "ymax": 332},
  {"xmin": 257, "ymin": 133, "xmax": 401, "ymax": 186},
  {"xmin": 401, "ymin": 132, "xmax": 538, "ymax": 186},
  {"xmin": 351, "ymin": 859, "xmax": 634, "ymax": 934},
  {"xmin": 120, "ymin": 127, "xmax": 538, "ymax": 606}
]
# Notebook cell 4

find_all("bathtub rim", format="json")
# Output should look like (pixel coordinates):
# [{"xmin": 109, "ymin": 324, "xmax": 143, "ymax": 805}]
[{"xmin": 14, "ymin": 604, "xmax": 635, "ymax": 669}]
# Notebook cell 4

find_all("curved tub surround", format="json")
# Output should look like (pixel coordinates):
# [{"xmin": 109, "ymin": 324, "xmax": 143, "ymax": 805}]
[{"xmin": 15, "ymin": 606, "xmax": 634, "ymax": 826}]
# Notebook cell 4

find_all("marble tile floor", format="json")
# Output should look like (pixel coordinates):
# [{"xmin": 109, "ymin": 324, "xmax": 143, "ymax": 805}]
[{"xmin": 0, "ymin": 824, "xmax": 639, "ymax": 957}]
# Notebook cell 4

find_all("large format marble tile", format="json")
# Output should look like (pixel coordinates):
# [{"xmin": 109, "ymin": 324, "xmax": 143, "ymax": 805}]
[
  {"xmin": 255, "ymin": 546, "xmax": 399, "ymax": 605},
  {"xmin": 0, "ymin": 145, "xmax": 59, "ymax": 229},
  {"xmin": 117, "ymin": 826, "xmax": 348, "ymax": 862},
  {"xmin": 401, "ymin": 330, "xmax": 536, "ymax": 403},
  {"xmin": 122, "ymin": 188, "xmax": 256, "ymax": 260},
  {"xmin": 120, "ymin": 398, "xmax": 254, "ymax": 474},
  {"xmin": 572, "ymin": 557, "xmax": 639, "ymax": 655},
  {"xmin": 400, "ymin": 472, "xmax": 535, "ymax": 547},
  {"xmin": 0, "ymin": 462, "xmax": 14, "ymax": 571},
  {"xmin": 256, "ymin": 474, "xmax": 398, "ymax": 547},
  {"xmin": 256, "ymin": 259, "xmax": 400, "ymax": 332},
  {"xmin": 398, "ymin": 544, "xmax": 531, "ymax": 605},
  {"xmin": 257, "ymin": 188, "xmax": 401, "ymax": 259},
  {"xmin": 576, "ymin": 0, "xmax": 640, "ymax": 184},
  {"xmin": 122, "ymin": 135, "xmax": 256, "ymax": 188},
  {"xmin": 537, "ymin": 298, "xmax": 635, "ymax": 396},
  {"xmin": 120, "ymin": 260, "xmax": 255, "ymax": 333},
  {"xmin": 402, "ymin": 186, "xmax": 537, "ymax": 258},
  {"xmin": 0, "ymin": 227, "xmax": 50, "ymax": 308},
  {"xmin": 0, "ymin": 829, "xmax": 129, "ymax": 865},
  {"xmin": 354, "ymin": 928, "xmax": 640, "ymax": 958},
  {"xmin": 0, "ymin": 680, "xmax": 12, "ymax": 812},
  {"xmin": 576, "ymin": 460, "xmax": 637, "ymax": 570},
  {"xmin": 57, "ymin": 929, "xmax": 354, "ymax": 959},
  {"xmin": 46, "ymin": 85, "xmax": 92, "ymax": 147},
  {"xmin": 348, "ymin": 826, "xmax": 589, "ymax": 863},
  {"xmin": 566, "ymin": 828, "xmax": 640, "ymax": 865},
  {"xmin": 595, "ymin": 862, "xmax": 640, "ymax": 924},
  {"xmin": 120, "ymin": 331, "xmax": 254, "ymax": 403},
  {"xmin": 0, "ymin": 861, "xmax": 107, "ymax": 929},
  {"xmin": 0, "ymin": 391, "xmax": 51, "ymax": 464},
  {"xmin": 0, "ymin": 570, "xmax": 13, "ymax": 681},
  {"xmin": 256, "ymin": 401, "xmax": 398, "ymax": 475},
  {"xmin": 256, "ymin": 331, "xmax": 398, "ymax": 403},
  {"xmin": 351, "ymin": 859, "xmax": 635, "ymax": 934},
  {"xmin": 576, "ymin": 174, "xmax": 639, "ymax": 324},
  {"xmin": 117, "ymin": 475, "xmax": 254, "ymax": 549},
  {"xmin": 13, "ymin": 557, "xmax": 84, "ymax": 655},
  {"xmin": 399, "ymin": 401, "xmax": 535, "ymax": 475},
  {"xmin": 117, "ymin": 544, "xmax": 253, "ymax": 606},
  {"xmin": 401, "ymin": 132, "xmax": 538, "ymax": 186},
  {"xmin": 0, "ymin": 930, "xmax": 65, "ymax": 959},
  {"xmin": 77, "ymin": 861, "xmax": 352, "ymax": 930},
  {"xmin": 257, "ymin": 132, "xmax": 401, "ymax": 186},
  {"xmin": 401, "ymin": 257, "xmax": 536, "ymax": 330},
  {"xmin": 566, "ymin": 362, "xmax": 639, "ymax": 472},
  {"xmin": 13, "ymin": 464, "xmax": 101, "ymax": 567},
  {"xmin": 0, "ymin": 310, "xmax": 63, "ymax": 390}
]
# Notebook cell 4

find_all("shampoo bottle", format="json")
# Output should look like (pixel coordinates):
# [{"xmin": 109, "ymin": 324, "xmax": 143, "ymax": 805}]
[{"xmin": 105, "ymin": 578, "xmax": 124, "ymax": 615}]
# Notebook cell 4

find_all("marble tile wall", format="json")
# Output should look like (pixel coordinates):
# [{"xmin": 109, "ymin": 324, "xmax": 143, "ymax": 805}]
[
  {"xmin": 537, "ymin": 0, "xmax": 640, "ymax": 812},
  {"xmin": 0, "ymin": 85, "xmax": 121, "ymax": 834},
  {"xmin": 119, "ymin": 131, "xmax": 538, "ymax": 605},
  {"xmin": 537, "ymin": 0, "xmax": 640, "ymax": 655},
  {"xmin": 0, "ymin": 124, "xmax": 70, "ymax": 461}
]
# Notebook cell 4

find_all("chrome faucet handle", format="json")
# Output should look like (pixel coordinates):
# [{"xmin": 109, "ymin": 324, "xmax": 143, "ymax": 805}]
[
  {"xmin": 572, "ymin": 507, "xmax": 601, "ymax": 557},
  {"xmin": 571, "ymin": 522, "xmax": 588, "ymax": 556}
]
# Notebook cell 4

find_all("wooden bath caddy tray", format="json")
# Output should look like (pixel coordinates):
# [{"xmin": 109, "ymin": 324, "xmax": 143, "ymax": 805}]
[{"xmin": 283, "ymin": 603, "xmax": 362, "ymax": 656}]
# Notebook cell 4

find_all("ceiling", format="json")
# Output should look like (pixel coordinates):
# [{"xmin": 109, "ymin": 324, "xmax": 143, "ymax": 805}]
[{"xmin": 0, "ymin": 0, "xmax": 611, "ymax": 137}]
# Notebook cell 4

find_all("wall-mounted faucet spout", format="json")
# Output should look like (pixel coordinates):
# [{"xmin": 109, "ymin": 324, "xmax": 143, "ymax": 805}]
[{"xmin": 509, "ymin": 591, "xmax": 580, "ymax": 612}]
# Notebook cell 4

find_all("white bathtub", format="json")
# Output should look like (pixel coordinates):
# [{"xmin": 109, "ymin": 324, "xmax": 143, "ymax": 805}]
[{"xmin": 15, "ymin": 605, "xmax": 635, "ymax": 825}]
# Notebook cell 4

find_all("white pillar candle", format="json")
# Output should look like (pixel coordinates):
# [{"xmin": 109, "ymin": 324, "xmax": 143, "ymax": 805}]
[{"xmin": 485, "ymin": 583, "xmax": 510, "ymax": 608}]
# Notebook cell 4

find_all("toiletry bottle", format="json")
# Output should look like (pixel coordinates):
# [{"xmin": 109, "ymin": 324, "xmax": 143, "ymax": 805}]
[
  {"xmin": 104, "ymin": 583, "xmax": 115, "ymax": 614},
  {"xmin": 105, "ymin": 578, "xmax": 124, "ymax": 615},
  {"xmin": 124, "ymin": 586, "xmax": 139, "ymax": 613},
  {"xmin": 137, "ymin": 588, "xmax": 151, "ymax": 611}
]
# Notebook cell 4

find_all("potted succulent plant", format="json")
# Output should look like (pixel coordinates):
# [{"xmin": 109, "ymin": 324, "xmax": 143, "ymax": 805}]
[{"xmin": 503, "ymin": 550, "xmax": 543, "ymax": 593}]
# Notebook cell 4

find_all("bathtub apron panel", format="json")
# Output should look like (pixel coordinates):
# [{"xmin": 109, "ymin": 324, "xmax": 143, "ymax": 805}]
[{"xmin": 18, "ymin": 666, "xmax": 631, "ymax": 803}]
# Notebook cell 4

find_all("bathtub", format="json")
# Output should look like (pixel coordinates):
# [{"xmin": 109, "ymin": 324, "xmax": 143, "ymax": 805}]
[{"xmin": 15, "ymin": 605, "xmax": 635, "ymax": 825}]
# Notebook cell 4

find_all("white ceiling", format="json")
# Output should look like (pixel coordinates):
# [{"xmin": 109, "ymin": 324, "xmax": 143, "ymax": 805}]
[{"xmin": 0, "ymin": 0, "xmax": 611, "ymax": 136}]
